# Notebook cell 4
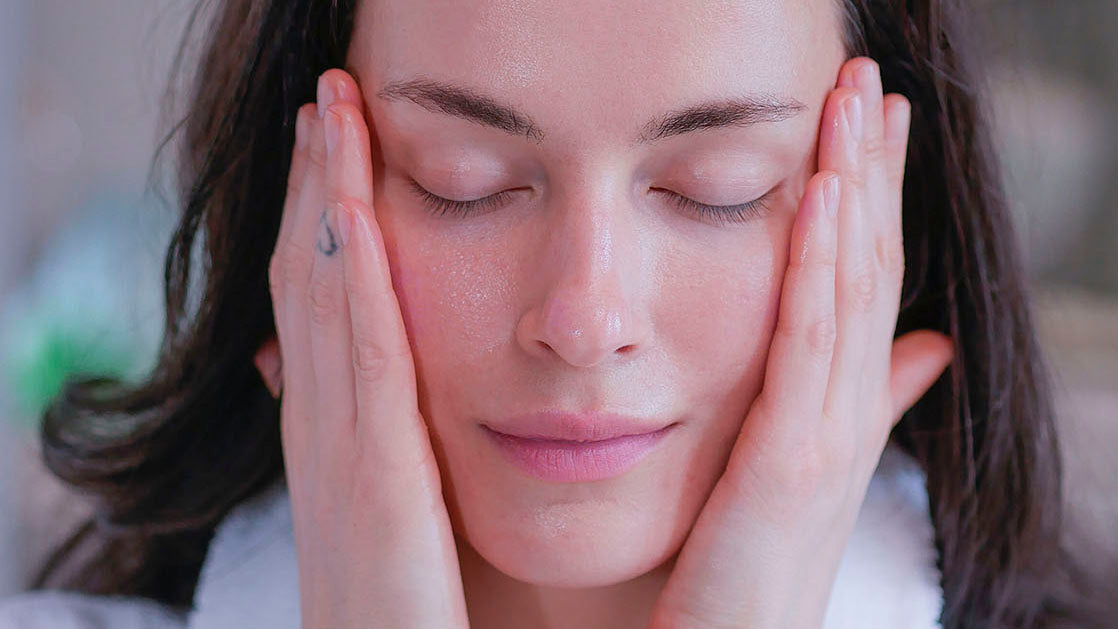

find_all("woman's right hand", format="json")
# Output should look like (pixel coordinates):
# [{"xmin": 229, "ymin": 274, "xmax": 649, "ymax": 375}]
[{"xmin": 256, "ymin": 69, "xmax": 470, "ymax": 628}]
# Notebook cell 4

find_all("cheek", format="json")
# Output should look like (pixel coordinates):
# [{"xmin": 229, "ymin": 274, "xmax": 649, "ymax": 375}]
[
  {"xmin": 375, "ymin": 211, "xmax": 516, "ymax": 383},
  {"xmin": 655, "ymin": 221, "xmax": 790, "ymax": 403}
]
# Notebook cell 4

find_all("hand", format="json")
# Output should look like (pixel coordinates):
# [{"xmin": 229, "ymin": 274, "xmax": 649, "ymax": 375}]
[
  {"xmin": 256, "ymin": 69, "xmax": 470, "ymax": 628},
  {"xmin": 648, "ymin": 57, "xmax": 954, "ymax": 629}
]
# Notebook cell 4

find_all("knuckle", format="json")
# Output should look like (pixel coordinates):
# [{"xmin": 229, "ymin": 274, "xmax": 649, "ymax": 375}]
[
  {"xmin": 306, "ymin": 270, "xmax": 339, "ymax": 327},
  {"xmin": 863, "ymin": 133, "xmax": 888, "ymax": 163},
  {"xmin": 805, "ymin": 314, "xmax": 838, "ymax": 358},
  {"xmin": 351, "ymin": 333, "xmax": 396, "ymax": 384},
  {"xmin": 280, "ymin": 239, "xmax": 315, "ymax": 292},
  {"xmin": 325, "ymin": 195, "xmax": 358, "ymax": 220},
  {"xmin": 842, "ymin": 168, "xmax": 868, "ymax": 192},
  {"xmin": 305, "ymin": 132, "xmax": 327, "ymax": 171},
  {"xmin": 875, "ymin": 230, "xmax": 905, "ymax": 277},
  {"xmin": 774, "ymin": 309, "xmax": 836, "ymax": 360},
  {"xmin": 283, "ymin": 170, "xmax": 303, "ymax": 206},
  {"xmin": 790, "ymin": 241, "xmax": 838, "ymax": 275},
  {"xmin": 848, "ymin": 262, "xmax": 878, "ymax": 312}
]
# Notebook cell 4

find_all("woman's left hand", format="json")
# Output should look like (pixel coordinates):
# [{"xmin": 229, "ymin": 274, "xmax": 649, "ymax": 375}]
[{"xmin": 648, "ymin": 56, "xmax": 954, "ymax": 629}]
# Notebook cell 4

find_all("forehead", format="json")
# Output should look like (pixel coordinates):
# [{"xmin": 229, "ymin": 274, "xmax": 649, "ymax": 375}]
[{"xmin": 350, "ymin": 0, "xmax": 845, "ymax": 145}]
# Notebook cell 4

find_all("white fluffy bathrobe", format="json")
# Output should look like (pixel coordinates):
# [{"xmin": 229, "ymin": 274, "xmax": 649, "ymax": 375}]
[{"xmin": 0, "ymin": 443, "xmax": 944, "ymax": 628}]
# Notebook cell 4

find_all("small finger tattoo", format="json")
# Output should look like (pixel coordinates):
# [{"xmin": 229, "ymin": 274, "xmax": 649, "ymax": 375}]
[{"xmin": 316, "ymin": 209, "xmax": 339, "ymax": 257}]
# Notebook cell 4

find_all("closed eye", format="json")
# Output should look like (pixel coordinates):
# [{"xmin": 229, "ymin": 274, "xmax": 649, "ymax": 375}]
[
  {"xmin": 407, "ymin": 178, "xmax": 774, "ymax": 225},
  {"xmin": 652, "ymin": 188, "xmax": 774, "ymax": 225},
  {"xmin": 407, "ymin": 178, "xmax": 519, "ymax": 218}
]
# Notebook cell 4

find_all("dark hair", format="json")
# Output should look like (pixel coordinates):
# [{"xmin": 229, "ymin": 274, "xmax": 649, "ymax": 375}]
[{"xmin": 31, "ymin": 0, "xmax": 1106, "ymax": 625}]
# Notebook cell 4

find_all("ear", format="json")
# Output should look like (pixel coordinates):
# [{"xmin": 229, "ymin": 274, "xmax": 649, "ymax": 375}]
[
  {"xmin": 253, "ymin": 336, "xmax": 284, "ymax": 399},
  {"xmin": 888, "ymin": 329, "xmax": 954, "ymax": 423}
]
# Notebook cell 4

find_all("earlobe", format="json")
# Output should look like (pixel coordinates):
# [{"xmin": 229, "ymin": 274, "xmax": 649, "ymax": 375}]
[{"xmin": 253, "ymin": 336, "xmax": 284, "ymax": 399}]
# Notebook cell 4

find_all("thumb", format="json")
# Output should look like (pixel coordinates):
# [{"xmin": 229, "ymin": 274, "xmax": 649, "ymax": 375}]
[
  {"xmin": 253, "ymin": 336, "xmax": 284, "ymax": 399},
  {"xmin": 889, "ymin": 329, "xmax": 954, "ymax": 422}
]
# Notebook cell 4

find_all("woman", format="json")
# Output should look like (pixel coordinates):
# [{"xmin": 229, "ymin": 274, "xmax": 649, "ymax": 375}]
[{"xmin": 0, "ymin": 0, "xmax": 1102, "ymax": 627}]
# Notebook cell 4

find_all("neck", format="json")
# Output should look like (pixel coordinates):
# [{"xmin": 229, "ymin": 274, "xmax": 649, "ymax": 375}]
[{"xmin": 456, "ymin": 534, "xmax": 676, "ymax": 629}]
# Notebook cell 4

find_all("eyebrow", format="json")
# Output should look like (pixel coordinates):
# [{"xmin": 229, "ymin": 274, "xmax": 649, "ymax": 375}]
[{"xmin": 376, "ymin": 77, "xmax": 807, "ymax": 146}]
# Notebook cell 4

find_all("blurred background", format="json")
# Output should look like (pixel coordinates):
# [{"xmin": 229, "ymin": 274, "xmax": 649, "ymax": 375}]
[{"xmin": 0, "ymin": 0, "xmax": 1114, "ymax": 602}]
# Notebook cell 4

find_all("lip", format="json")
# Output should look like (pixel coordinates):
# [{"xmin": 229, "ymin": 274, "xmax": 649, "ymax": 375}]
[
  {"xmin": 480, "ymin": 411, "xmax": 678, "ymax": 483},
  {"xmin": 482, "ymin": 410, "xmax": 675, "ymax": 442}
]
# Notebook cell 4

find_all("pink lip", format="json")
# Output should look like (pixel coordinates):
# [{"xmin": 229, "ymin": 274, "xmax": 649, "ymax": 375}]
[{"xmin": 480, "ymin": 412, "xmax": 677, "ymax": 483}]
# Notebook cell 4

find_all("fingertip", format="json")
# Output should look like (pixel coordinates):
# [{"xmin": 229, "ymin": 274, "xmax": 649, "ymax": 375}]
[
  {"xmin": 884, "ymin": 94, "xmax": 912, "ymax": 146},
  {"xmin": 836, "ymin": 56, "xmax": 872, "ymax": 88},
  {"xmin": 319, "ymin": 68, "xmax": 363, "ymax": 105},
  {"xmin": 836, "ymin": 58, "xmax": 857, "ymax": 88},
  {"xmin": 817, "ymin": 86, "xmax": 861, "ymax": 172},
  {"xmin": 321, "ymin": 100, "xmax": 375, "ymax": 207}
]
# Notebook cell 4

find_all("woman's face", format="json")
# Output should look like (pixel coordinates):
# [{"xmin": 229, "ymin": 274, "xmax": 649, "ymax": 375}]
[{"xmin": 347, "ymin": 0, "xmax": 846, "ymax": 587}]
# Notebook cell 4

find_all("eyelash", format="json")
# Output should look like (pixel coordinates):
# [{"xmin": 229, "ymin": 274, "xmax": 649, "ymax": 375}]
[
  {"xmin": 406, "ymin": 178, "xmax": 773, "ymax": 225},
  {"xmin": 655, "ymin": 188, "xmax": 773, "ymax": 225},
  {"xmin": 407, "ymin": 179, "xmax": 518, "ymax": 218}
]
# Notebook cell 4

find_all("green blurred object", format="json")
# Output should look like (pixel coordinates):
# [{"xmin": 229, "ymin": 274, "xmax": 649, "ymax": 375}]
[
  {"xmin": 3, "ymin": 309, "xmax": 139, "ymax": 424},
  {"xmin": 0, "ymin": 191, "xmax": 173, "ymax": 429}
]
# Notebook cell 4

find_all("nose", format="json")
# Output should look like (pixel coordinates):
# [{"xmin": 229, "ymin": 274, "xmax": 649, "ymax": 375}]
[{"xmin": 516, "ymin": 191, "xmax": 649, "ymax": 368}]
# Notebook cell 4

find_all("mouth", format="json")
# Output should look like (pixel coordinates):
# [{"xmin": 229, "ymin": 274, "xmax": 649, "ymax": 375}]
[{"xmin": 480, "ymin": 423, "xmax": 677, "ymax": 483}]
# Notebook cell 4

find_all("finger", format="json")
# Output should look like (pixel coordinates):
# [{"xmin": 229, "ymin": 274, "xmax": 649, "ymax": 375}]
[
  {"xmin": 882, "ymin": 93, "xmax": 912, "ymax": 238},
  {"xmin": 840, "ymin": 61, "xmax": 903, "ymax": 437},
  {"xmin": 888, "ymin": 330, "xmax": 953, "ymax": 421},
  {"xmin": 841, "ymin": 59, "xmax": 907, "ymax": 427},
  {"xmin": 838, "ymin": 59, "xmax": 887, "ymax": 214},
  {"xmin": 275, "ymin": 105, "xmax": 327, "ymax": 423},
  {"xmin": 816, "ymin": 84, "xmax": 874, "ymax": 421},
  {"xmin": 277, "ymin": 71, "xmax": 361, "ymax": 428},
  {"xmin": 272, "ymin": 103, "xmax": 317, "ymax": 291},
  {"xmin": 323, "ymin": 102, "xmax": 374, "ymax": 207},
  {"xmin": 754, "ymin": 171, "xmax": 840, "ymax": 437},
  {"xmin": 306, "ymin": 99, "xmax": 376, "ymax": 440},
  {"xmin": 307, "ymin": 195, "xmax": 356, "ymax": 441},
  {"xmin": 848, "ymin": 60, "xmax": 902, "ymax": 288},
  {"xmin": 340, "ymin": 193, "xmax": 430, "ymax": 474},
  {"xmin": 319, "ymin": 68, "xmax": 364, "ymax": 108}
]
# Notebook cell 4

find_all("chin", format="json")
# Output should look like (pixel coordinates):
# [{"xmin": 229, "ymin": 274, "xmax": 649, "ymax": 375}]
[
  {"xmin": 455, "ymin": 488, "xmax": 688, "ymax": 588},
  {"xmin": 474, "ymin": 518, "xmax": 675, "ymax": 589}
]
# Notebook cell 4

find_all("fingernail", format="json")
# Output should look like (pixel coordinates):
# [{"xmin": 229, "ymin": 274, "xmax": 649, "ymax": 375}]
[
  {"xmin": 337, "ymin": 204, "xmax": 352, "ymax": 247},
  {"xmin": 856, "ymin": 60, "xmax": 879, "ymax": 90},
  {"xmin": 823, "ymin": 174, "xmax": 840, "ymax": 219},
  {"xmin": 324, "ymin": 109, "xmax": 341, "ymax": 155},
  {"xmin": 317, "ymin": 73, "xmax": 336, "ymax": 119},
  {"xmin": 845, "ymin": 94, "xmax": 863, "ymax": 142}
]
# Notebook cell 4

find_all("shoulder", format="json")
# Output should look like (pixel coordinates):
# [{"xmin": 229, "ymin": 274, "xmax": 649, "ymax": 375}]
[
  {"xmin": 0, "ymin": 481, "xmax": 297, "ymax": 629},
  {"xmin": 187, "ymin": 480, "xmax": 300, "ymax": 629},
  {"xmin": 0, "ymin": 590, "xmax": 186, "ymax": 629},
  {"xmin": 822, "ymin": 441, "xmax": 945, "ymax": 629}
]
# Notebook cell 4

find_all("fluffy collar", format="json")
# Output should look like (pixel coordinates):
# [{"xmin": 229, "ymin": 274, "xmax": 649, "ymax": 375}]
[{"xmin": 187, "ymin": 443, "xmax": 943, "ymax": 629}]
